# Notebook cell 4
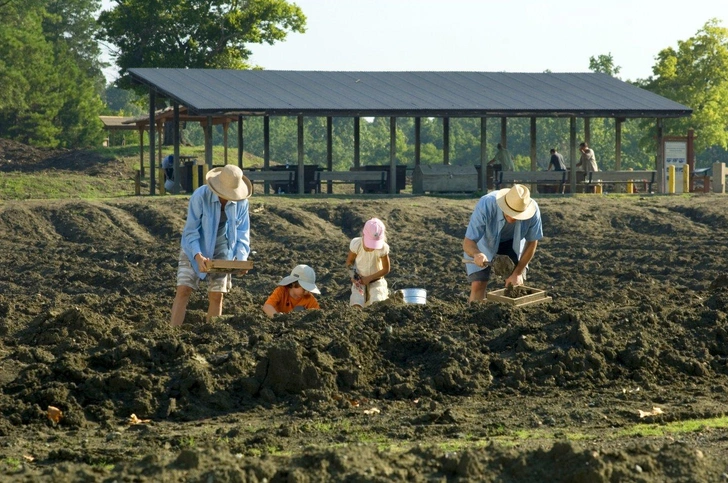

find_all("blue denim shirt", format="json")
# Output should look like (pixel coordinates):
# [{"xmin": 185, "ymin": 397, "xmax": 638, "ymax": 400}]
[
  {"xmin": 463, "ymin": 191, "xmax": 542, "ymax": 275},
  {"xmin": 181, "ymin": 185, "xmax": 250, "ymax": 279}
]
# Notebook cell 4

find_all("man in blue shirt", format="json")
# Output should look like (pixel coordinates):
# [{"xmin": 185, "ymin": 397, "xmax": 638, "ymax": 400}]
[
  {"xmin": 170, "ymin": 164, "xmax": 253, "ymax": 326},
  {"xmin": 462, "ymin": 184, "xmax": 543, "ymax": 302}
]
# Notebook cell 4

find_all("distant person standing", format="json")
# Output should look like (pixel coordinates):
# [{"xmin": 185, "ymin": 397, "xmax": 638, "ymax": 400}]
[
  {"xmin": 488, "ymin": 143, "xmax": 515, "ymax": 171},
  {"xmin": 548, "ymin": 148, "xmax": 566, "ymax": 171},
  {"xmin": 576, "ymin": 142, "xmax": 598, "ymax": 173},
  {"xmin": 162, "ymin": 154, "xmax": 175, "ymax": 192}
]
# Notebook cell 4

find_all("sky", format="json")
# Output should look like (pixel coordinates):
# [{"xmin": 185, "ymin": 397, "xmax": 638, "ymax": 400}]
[{"xmin": 101, "ymin": 0, "xmax": 726, "ymax": 83}]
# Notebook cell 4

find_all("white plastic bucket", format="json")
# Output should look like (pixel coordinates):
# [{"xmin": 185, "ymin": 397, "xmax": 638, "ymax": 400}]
[{"xmin": 401, "ymin": 288, "xmax": 427, "ymax": 305}]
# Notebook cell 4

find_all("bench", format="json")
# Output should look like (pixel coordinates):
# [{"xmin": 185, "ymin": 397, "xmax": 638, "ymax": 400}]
[
  {"xmin": 245, "ymin": 170, "xmax": 295, "ymax": 193},
  {"xmin": 315, "ymin": 170, "xmax": 388, "ymax": 193},
  {"xmin": 496, "ymin": 170, "xmax": 567, "ymax": 193},
  {"xmin": 586, "ymin": 171, "xmax": 657, "ymax": 193}
]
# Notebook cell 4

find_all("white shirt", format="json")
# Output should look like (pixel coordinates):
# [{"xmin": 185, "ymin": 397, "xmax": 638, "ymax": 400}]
[{"xmin": 350, "ymin": 237, "xmax": 389, "ymax": 277}]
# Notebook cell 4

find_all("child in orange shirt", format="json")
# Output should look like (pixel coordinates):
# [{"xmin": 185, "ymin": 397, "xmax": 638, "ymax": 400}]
[{"xmin": 262, "ymin": 264, "xmax": 321, "ymax": 317}]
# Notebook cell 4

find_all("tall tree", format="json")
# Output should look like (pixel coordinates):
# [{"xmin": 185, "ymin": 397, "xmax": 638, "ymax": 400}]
[
  {"xmin": 639, "ymin": 19, "xmax": 728, "ymax": 154},
  {"xmin": 589, "ymin": 53, "xmax": 621, "ymax": 77},
  {"xmin": 0, "ymin": 0, "xmax": 105, "ymax": 147},
  {"xmin": 97, "ymin": 0, "xmax": 306, "ymax": 90}
]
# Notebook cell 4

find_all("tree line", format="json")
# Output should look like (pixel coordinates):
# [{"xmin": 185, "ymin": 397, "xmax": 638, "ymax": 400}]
[{"xmin": 0, "ymin": 1, "xmax": 726, "ymax": 170}]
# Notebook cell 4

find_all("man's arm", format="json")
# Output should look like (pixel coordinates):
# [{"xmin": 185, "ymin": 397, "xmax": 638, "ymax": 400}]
[
  {"xmin": 504, "ymin": 240, "xmax": 538, "ymax": 287},
  {"xmin": 463, "ymin": 237, "xmax": 487, "ymax": 267}
]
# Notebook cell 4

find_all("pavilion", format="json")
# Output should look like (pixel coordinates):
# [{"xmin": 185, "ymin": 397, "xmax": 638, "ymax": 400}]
[{"xmin": 128, "ymin": 68, "xmax": 692, "ymax": 195}]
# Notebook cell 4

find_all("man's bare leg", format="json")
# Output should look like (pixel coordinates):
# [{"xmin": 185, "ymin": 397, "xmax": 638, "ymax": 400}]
[{"xmin": 469, "ymin": 280, "xmax": 488, "ymax": 302}]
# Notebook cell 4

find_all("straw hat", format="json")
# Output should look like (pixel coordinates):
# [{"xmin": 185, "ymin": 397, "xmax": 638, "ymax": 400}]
[
  {"xmin": 278, "ymin": 265, "xmax": 321, "ymax": 294},
  {"xmin": 206, "ymin": 165, "xmax": 253, "ymax": 201},
  {"xmin": 495, "ymin": 184, "xmax": 537, "ymax": 220}
]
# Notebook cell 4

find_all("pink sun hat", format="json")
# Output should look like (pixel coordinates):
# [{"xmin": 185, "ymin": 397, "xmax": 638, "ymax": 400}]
[{"xmin": 362, "ymin": 218, "xmax": 386, "ymax": 249}]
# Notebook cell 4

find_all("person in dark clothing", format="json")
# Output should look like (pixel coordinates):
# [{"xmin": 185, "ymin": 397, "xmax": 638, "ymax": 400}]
[{"xmin": 548, "ymin": 148, "xmax": 566, "ymax": 171}]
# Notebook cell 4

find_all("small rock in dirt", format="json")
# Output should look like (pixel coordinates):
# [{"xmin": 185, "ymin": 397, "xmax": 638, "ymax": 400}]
[
  {"xmin": 174, "ymin": 449, "xmax": 200, "ymax": 470},
  {"xmin": 710, "ymin": 274, "xmax": 728, "ymax": 290},
  {"xmin": 260, "ymin": 387, "xmax": 277, "ymax": 404},
  {"xmin": 568, "ymin": 321, "xmax": 595, "ymax": 350},
  {"xmin": 635, "ymin": 464, "xmax": 643, "ymax": 473}
]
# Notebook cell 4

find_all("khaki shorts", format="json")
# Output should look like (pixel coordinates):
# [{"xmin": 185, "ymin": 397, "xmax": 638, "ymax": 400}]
[
  {"xmin": 176, "ymin": 237, "xmax": 232, "ymax": 294},
  {"xmin": 350, "ymin": 278, "xmax": 388, "ymax": 307}
]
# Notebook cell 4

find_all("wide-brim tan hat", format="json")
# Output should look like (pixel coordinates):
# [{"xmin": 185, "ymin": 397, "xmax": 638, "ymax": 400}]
[
  {"xmin": 206, "ymin": 164, "xmax": 253, "ymax": 201},
  {"xmin": 495, "ymin": 184, "xmax": 537, "ymax": 220},
  {"xmin": 278, "ymin": 264, "xmax": 321, "ymax": 294}
]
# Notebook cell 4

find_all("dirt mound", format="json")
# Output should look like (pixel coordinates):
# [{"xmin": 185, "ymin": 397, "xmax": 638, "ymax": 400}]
[
  {"xmin": 0, "ymin": 137, "xmax": 124, "ymax": 176},
  {"xmin": 1, "ymin": 191, "xmax": 728, "ymax": 480}
]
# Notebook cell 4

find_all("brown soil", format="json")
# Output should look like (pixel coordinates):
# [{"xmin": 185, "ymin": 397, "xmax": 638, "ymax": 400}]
[
  {"xmin": 504, "ymin": 284, "xmax": 530, "ymax": 298},
  {"xmin": 1, "ymin": 143, "xmax": 728, "ymax": 481},
  {"xmin": 0, "ymin": 138, "xmax": 122, "ymax": 177}
]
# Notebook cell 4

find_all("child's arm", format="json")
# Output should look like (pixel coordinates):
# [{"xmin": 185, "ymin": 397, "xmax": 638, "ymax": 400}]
[
  {"xmin": 262, "ymin": 303, "xmax": 278, "ymax": 318},
  {"xmin": 262, "ymin": 289, "xmax": 281, "ymax": 318},
  {"xmin": 345, "ymin": 250, "xmax": 357, "ymax": 282},
  {"xmin": 360, "ymin": 254, "xmax": 390, "ymax": 285}
]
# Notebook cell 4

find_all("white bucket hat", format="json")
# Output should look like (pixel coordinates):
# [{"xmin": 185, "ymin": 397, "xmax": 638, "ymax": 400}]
[
  {"xmin": 277, "ymin": 265, "xmax": 321, "ymax": 294},
  {"xmin": 206, "ymin": 164, "xmax": 253, "ymax": 201},
  {"xmin": 495, "ymin": 184, "xmax": 537, "ymax": 220}
]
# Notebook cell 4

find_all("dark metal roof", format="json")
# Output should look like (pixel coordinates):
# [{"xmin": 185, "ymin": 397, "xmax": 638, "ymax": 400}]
[{"xmin": 128, "ymin": 68, "xmax": 692, "ymax": 119}]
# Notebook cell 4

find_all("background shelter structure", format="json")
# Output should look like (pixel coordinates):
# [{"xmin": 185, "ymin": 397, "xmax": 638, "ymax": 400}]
[
  {"xmin": 99, "ymin": 116, "xmax": 138, "ymax": 147},
  {"xmin": 128, "ymin": 68, "xmax": 692, "ymax": 195},
  {"xmin": 123, "ymin": 107, "xmax": 238, "ymax": 192}
]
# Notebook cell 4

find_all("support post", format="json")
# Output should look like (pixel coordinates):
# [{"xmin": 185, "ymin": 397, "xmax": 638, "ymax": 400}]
[
  {"xmin": 500, "ymin": 118, "xmax": 507, "ymax": 147},
  {"xmin": 530, "ymin": 117, "xmax": 537, "ymax": 193},
  {"xmin": 713, "ymin": 162, "xmax": 726, "ymax": 193},
  {"xmin": 443, "ymin": 117, "xmax": 450, "ymax": 165},
  {"xmin": 354, "ymin": 117, "xmax": 361, "ymax": 194},
  {"xmin": 687, "ymin": 128, "xmax": 695, "ymax": 192},
  {"xmin": 238, "ymin": 115, "xmax": 244, "ymax": 169},
  {"xmin": 667, "ymin": 165, "xmax": 676, "ymax": 194},
  {"xmin": 389, "ymin": 116, "xmax": 397, "ymax": 194},
  {"xmin": 656, "ymin": 119, "xmax": 664, "ymax": 193},
  {"xmin": 264, "ymin": 116, "xmax": 270, "ymax": 194},
  {"xmin": 138, "ymin": 129, "xmax": 145, "ymax": 178},
  {"xmin": 414, "ymin": 117, "xmax": 421, "ymax": 166},
  {"xmin": 326, "ymin": 116, "xmax": 333, "ymax": 194},
  {"xmin": 615, "ymin": 118, "xmax": 623, "ymax": 171},
  {"xmin": 148, "ymin": 90, "xmax": 156, "ymax": 195},
  {"xmin": 297, "ymin": 115, "xmax": 304, "ymax": 194},
  {"xmin": 480, "ymin": 117, "xmax": 487, "ymax": 192},
  {"xmin": 569, "ymin": 117, "xmax": 577, "ymax": 194},
  {"xmin": 173, "ymin": 103, "xmax": 181, "ymax": 194}
]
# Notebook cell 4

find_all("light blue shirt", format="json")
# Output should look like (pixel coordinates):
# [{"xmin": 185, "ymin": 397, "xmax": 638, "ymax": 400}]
[
  {"xmin": 181, "ymin": 185, "xmax": 250, "ymax": 279},
  {"xmin": 463, "ymin": 192, "xmax": 542, "ymax": 275}
]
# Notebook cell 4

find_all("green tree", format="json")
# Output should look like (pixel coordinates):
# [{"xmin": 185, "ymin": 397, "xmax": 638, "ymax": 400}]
[
  {"xmin": 97, "ymin": 0, "xmax": 306, "ymax": 90},
  {"xmin": 588, "ymin": 53, "xmax": 621, "ymax": 77},
  {"xmin": 639, "ymin": 19, "xmax": 728, "ymax": 155},
  {"xmin": 0, "ymin": 0, "xmax": 105, "ymax": 147}
]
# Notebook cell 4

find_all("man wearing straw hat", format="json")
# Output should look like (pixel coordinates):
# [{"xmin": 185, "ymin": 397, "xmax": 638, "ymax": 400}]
[
  {"xmin": 170, "ymin": 164, "xmax": 253, "ymax": 326},
  {"xmin": 462, "ymin": 184, "xmax": 543, "ymax": 302}
]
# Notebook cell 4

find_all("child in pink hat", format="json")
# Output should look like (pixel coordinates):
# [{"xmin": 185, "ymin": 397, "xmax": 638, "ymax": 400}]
[{"xmin": 345, "ymin": 218, "xmax": 390, "ymax": 307}]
